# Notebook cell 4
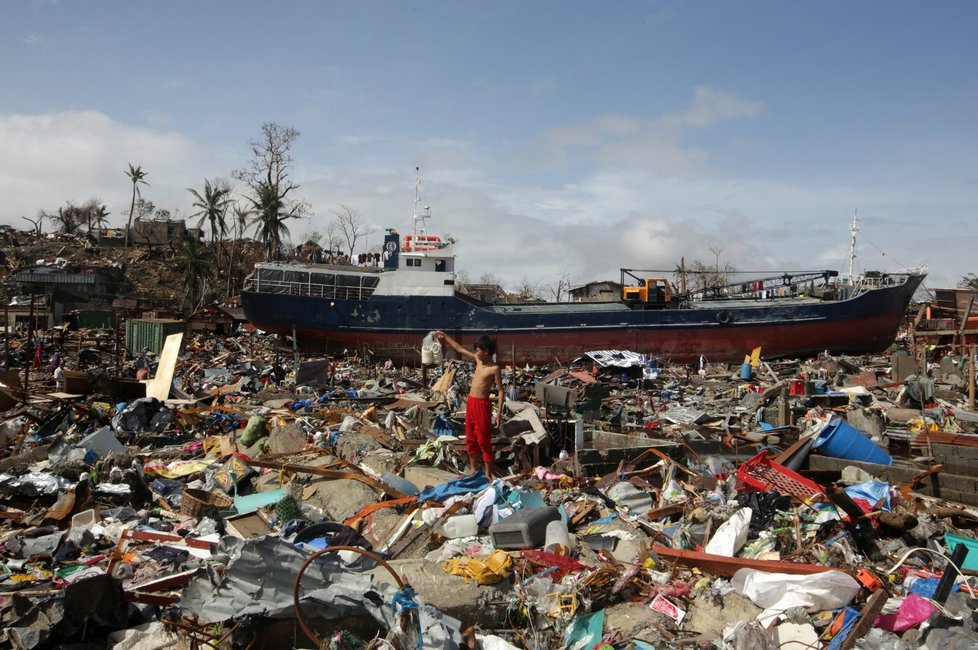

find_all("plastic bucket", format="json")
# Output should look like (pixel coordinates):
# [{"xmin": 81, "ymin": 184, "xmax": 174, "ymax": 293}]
[
  {"xmin": 421, "ymin": 345, "xmax": 434, "ymax": 365},
  {"xmin": 814, "ymin": 417, "xmax": 892, "ymax": 465},
  {"xmin": 740, "ymin": 363, "xmax": 752, "ymax": 380}
]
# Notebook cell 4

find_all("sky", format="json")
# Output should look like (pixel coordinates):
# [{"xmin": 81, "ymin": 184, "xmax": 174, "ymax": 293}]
[{"xmin": 1, "ymin": 1, "xmax": 976, "ymax": 295}]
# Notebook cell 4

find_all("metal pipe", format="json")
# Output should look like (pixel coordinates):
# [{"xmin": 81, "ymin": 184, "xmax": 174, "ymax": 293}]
[{"xmin": 292, "ymin": 545, "xmax": 406, "ymax": 648}]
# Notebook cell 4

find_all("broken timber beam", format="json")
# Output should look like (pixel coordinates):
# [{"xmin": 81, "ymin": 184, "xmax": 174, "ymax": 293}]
[{"xmin": 838, "ymin": 589, "xmax": 889, "ymax": 650}]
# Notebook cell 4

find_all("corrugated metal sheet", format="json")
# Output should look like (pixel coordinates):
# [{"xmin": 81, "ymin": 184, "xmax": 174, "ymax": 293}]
[
  {"xmin": 16, "ymin": 272, "xmax": 96, "ymax": 284},
  {"xmin": 125, "ymin": 318, "xmax": 185, "ymax": 355}
]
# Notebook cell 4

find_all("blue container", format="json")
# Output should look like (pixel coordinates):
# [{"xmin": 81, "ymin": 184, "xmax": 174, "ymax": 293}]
[
  {"xmin": 814, "ymin": 417, "xmax": 892, "ymax": 465},
  {"xmin": 944, "ymin": 533, "xmax": 978, "ymax": 571},
  {"xmin": 740, "ymin": 363, "xmax": 752, "ymax": 380}
]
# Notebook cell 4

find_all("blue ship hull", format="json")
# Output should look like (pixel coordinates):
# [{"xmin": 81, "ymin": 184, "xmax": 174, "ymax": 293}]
[{"xmin": 241, "ymin": 273, "xmax": 923, "ymax": 365}]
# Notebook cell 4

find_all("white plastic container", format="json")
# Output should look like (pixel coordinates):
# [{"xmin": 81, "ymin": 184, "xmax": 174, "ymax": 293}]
[
  {"xmin": 421, "ymin": 344, "xmax": 434, "ymax": 365},
  {"xmin": 442, "ymin": 514, "xmax": 479, "ymax": 539},
  {"xmin": 544, "ymin": 519, "xmax": 571, "ymax": 555}
]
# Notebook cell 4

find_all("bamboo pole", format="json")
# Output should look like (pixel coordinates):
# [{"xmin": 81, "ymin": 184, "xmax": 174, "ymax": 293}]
[{"xmin": 970, "ymin": 345, "xmax": 975, "ymax": 411}]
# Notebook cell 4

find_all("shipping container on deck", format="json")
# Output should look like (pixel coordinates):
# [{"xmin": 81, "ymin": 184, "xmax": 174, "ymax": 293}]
[{"xmin": 125, "ymin": 318, "xmax": 185, "ymax": 355}]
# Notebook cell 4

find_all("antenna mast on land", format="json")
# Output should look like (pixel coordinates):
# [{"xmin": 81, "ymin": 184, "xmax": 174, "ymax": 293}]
[
  {"xmin": 412, "ymin": 166, "xmax": 431, "ymax": 242},
  {"xmin": 847, "ymin": 209, "xmax": 859, "ymax": 284}
]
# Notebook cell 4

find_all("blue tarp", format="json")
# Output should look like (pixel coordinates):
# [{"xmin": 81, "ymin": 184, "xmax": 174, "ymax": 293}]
[{"xmin": 417, "ymin": 470, "xmax": 489, "ymax": 503}]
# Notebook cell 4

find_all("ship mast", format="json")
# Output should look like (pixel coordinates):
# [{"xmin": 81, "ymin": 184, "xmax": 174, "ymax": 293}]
[
  {"xmin": 412, "ymin": 166, "xmax": 431, "ymax": 243},
  {"xmin": 847, "ymin": 209, "xmax": 859, "ymax": 284}
]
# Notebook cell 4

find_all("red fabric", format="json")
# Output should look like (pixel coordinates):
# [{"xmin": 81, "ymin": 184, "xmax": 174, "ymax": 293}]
[{"xmin": 465, "ymin": 395, "xmax": 493, "ymax": 462}]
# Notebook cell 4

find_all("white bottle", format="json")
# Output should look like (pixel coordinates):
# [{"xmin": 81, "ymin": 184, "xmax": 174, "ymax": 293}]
[{"xmin": 442, "ymin": 514, "xmax": 479, "ymax": 539}]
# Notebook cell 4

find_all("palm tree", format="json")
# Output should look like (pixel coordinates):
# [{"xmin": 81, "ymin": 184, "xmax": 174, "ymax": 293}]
[
  {"xmin": 90, "ymin": 204, "xmax": 111, "ymax": 237},
  {"xmin": 173, "ymin": 236, "xmax": 216, "ymax": 313},
  {"xmin": 187, "ymin": 179, "xmax": 232, "ymax": 246},
  {"xmin": 124, "ymin": 163, "xmax": 148, "ymax": 247},
  {"xmin": 226, "ymin": 202, "xmax": 253, "ymax": 297},
  {"xmin": 249, "ymin": 181, "xmax": 291, "ymax": 260}
]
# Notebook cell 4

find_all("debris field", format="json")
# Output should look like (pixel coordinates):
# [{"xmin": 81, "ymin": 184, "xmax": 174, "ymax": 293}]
[{"xmin": 2, "ymin": 325, "xmax": 978, "ymax": 650}]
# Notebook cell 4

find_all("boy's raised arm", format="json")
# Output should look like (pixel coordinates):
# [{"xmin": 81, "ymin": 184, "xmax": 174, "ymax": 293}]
[{"xmin": 433, "ymin": 331, "xmax": 476, "ymax": 361}]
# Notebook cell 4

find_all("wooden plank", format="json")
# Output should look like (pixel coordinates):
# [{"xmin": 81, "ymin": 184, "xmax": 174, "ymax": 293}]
[
  {"xmin": 838, "ymin": 589, "xmax": 889, "ymax": 650},
  {"xmin": 646, "ymin": 503, "xmax": 686, "ymax": 521},
  {"xmin": 651, "ymin": 546, "xmax": 844, "ymax": 577}
]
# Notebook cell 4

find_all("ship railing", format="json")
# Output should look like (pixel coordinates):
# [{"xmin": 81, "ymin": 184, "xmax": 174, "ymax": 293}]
[{"xmin": 245, "ymin": 272, "xmax": 378, "ymax": 300}]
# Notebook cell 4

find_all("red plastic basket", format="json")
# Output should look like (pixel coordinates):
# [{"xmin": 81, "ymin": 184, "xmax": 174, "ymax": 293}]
[{"xmin": 737, "ymin": 451, "xmax": 824, "ymax": 500}]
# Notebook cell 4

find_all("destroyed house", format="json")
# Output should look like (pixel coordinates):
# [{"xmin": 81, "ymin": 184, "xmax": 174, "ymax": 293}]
[
  {"xmin": 569, "ymin": 280, "xmax": 622, "ymax": 302},
  {"xmin": 4, "ymin": 294, "xmax": 53, "ymax": 331},
  {"xmin": 189, "ymin": 304, "xmax": 237, "ymax": 335},
  {"xmin": 460, "ymin": 283, "xmax": 507, "ymax": 304},
  {"xmin": 915, "ymin": 287, "xmax": 978, "ymax": 346},
  {"xmin": 15, "ymin": 263, "xmax": 123, "ymax": 323},
  {"xmin": 128, "ymin": 217, "xmax": 203, "ymax": 246}
]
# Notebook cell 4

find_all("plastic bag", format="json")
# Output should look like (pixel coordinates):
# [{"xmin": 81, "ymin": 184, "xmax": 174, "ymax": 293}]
[
  {"xmin": 875, "ymin": 593, "xmax": 936, "ymax": 632},
  {"xmin": 705, "ymin": 507, "xmax": 752, "ymax": 556},
  {"xmin": 731, "ymin": 568, "xmax": 861, "ymax": 627}
]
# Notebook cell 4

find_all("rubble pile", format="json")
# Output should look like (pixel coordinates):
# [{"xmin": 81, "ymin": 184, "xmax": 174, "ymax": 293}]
[{"xmin": 1, "ymin": 329, "xmax": 978, "ymax": 649}]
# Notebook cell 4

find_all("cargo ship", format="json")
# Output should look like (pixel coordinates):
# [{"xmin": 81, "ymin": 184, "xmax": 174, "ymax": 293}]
[{"xmin": 241, "ymin": 179, "xmax": 925, "ymax": 365}]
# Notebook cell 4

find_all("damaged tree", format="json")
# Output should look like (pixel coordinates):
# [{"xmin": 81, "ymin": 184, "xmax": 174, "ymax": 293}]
[{"xmin": 234, "ymin": 123, "xmax": 310, "ymax": 260}]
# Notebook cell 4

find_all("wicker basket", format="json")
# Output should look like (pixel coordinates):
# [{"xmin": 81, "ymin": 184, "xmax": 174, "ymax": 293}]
[{"xmin": 181, "ymin": 488, "xmax": 234, "ymax": 518}]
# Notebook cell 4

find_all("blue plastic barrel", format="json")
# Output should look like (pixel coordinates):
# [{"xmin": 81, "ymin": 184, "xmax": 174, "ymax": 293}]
[
  {"xmin": 740, "ymin": 363, "xmax": 752, "ymax": 380},
  {"xmin": 814, "ymin": 417, "xmax": 892, "ymax": 465}
]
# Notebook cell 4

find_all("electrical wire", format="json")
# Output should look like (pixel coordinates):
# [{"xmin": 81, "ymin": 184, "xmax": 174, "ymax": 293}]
[{"xmin": 883, "ymin": 545, "xmax": 977, "ymax": 597}]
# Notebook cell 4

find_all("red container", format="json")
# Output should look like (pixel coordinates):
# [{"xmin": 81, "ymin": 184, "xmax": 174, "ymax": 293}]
[
  {"xmin": 737, "ymin": 451, "xmax": 824, "ymax": 500},
  {"xmin": 789, "ymin": 379, "xmax": 805, "ymax": 395}
]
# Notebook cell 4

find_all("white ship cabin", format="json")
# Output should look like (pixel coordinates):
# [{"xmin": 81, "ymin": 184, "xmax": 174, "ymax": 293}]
[
  {"xmin": 388, "ymin": 238, "xmax": 456, "ymax": 297},
  {"xmin": 246, "ymin": 237, "xmax": 456, "ymax": 300}
]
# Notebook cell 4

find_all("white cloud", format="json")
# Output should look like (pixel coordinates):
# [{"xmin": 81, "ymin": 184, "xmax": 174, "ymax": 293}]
[
  {"xmin": 668, "ymin": 85, "xmax": 764, "ymax": 129},
  {"xmin": 0, "ymin": 111, "xmax": 231, "ymax": 224},
  {"xmin": 21, "ymin": 34, "xmax": 47, "ymax": 47},
  {"xmin": 533, "ymin": 86, "xmax": 762, "ymax": 174}
]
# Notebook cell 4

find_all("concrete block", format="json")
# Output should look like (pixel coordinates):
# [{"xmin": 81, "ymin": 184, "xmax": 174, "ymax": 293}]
[{"xmin": 845, "ymin": 408, "xmax": 885, "ymax": 440}]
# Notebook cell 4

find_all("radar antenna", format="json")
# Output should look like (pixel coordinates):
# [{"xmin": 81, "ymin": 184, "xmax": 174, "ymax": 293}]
[
  {"xmin": 847, "ymin": 209, "xmax": 859, "ymax": 284},
  {"xmin": 412, "ymin": 166, "xmax": 431, "ymax": 243}
]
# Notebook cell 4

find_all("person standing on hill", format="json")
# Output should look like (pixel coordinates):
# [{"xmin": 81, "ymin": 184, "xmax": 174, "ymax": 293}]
[{"xmin": 433, "ymin": 331, "xmax": 505, "ymax": 479}]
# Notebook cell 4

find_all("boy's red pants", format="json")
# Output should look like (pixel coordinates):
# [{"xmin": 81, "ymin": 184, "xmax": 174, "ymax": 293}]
[{"xmin": 465, "ymin": 395, "xmax": 493, "ymax": 462}]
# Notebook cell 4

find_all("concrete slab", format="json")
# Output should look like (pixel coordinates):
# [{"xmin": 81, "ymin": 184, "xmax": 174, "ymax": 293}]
[
  {"xmin": 268, "ymin": 423, "xmax": 307, "ymax": 454},
  {"xmin": 374, "ymin": 558, "xmax": 512, "ymax": 628},
  {"xmin": 405, "ymin": 465, "xmax": 459, "ymax": 489},
  {"xmin": 683, "ymin": 592, "xmax": 762, "ymax": 638},
  {"xmin": 602, "ymin": 601, "xmax": 661, "ymax": 639}
]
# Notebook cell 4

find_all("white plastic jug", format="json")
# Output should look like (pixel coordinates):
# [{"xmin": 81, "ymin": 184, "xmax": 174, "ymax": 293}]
[
  {"xmin": 430, "ymin": 341, "xmax": 443, "ymax": 364},
  {"xmin": 442, "ymin": 514, "xmax": 479, "ymax": 539},
  {"xmin": 421, "ymin": 344, "xmax": 434, "ymax": 365}
]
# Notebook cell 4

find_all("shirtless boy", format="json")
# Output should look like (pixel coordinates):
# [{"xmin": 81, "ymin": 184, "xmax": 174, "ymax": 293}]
[{"xmin": 433, "ymin": 331, "xmax": 505, "ymax": 478}]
